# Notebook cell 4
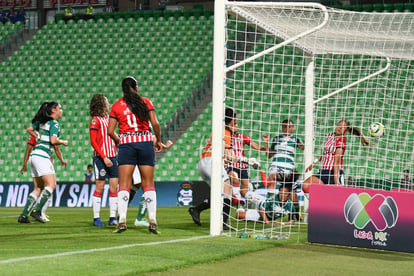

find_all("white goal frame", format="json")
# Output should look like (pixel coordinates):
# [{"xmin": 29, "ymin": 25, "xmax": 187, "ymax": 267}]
[{"xmin": 210, "ymin": 1, "xmax": 414, "ymax": 236}]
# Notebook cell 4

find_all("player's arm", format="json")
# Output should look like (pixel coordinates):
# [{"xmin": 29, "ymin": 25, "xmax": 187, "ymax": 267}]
[
  {"xmin": 305, "ymin": 155, "xmax": 321, "ymax": 172},
  {"xmin": 54, "ymin": 145, "xmax": 67, "ymax": 167},
  {"xmin": 50, "ymin": 135, "xmax": 68, "ymax": 146},
  {"xmin": 26, "ymin": 125, "xmax": 38, "ymax": 138},
  {"xmin": 20, "ymin": 143, "xmax": 33, "ymax": 174},
  {"xmin": 89, "ymin": 128, "xmax": 113, "ymax": 167},
  {"xmin": 259, "ymin": 207, "xmax": 271, "ymax": 224},
  {"xmin": 107, "ymin": 117, "xmax": 119, "ymax": 146},
  {"xmin": 333, "ymin": 147, "xmax": 344, "ymax": 185},
  {"xmin": 149, "ymin": 110, "xmax": 162, "ymax": 152}
]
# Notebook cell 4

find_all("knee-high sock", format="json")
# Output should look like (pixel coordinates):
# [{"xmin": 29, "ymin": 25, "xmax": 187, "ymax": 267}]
[
  {"xmin": 143, "ymin": 188, "xmax": 157, "ymax": 223},
  {"xmin": 22, "ymin": 193, "xmax": 38, "ymax": 216},
  {"xmin": 222, "ymin": 195, "xmax": 231, "ymax": 225},
  {"xmin": 136, "ymin": 195, "xmax": 147, "ymax": 220},
  {"xmin": 196, "ymin": 198, "xmax": 210, "ymax": 212},
  {"xmin": 92, "ymin": 191, "xmax": 102, "ymax": 219},
  {"xmin": 117, "ymin": 188, "xmax": 130, "ymax": 224},
  {"xmin": 109, "ymin": 192, "xmax": 118, "ymax": 218},
  {"xmin": 41, "ymin": 196, "xmax": 52, "ymax": 216},
  {"xmin": 35, "ymin": 187, "xmax": 53, "ymax": 212}
]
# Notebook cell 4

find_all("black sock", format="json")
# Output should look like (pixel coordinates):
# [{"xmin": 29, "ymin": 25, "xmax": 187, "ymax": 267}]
[
  {"xmin": 196, "ymin": 198, "xmax": 210, "ymax": 212},
  {"xmin": 222, "ymin": 198, "xmax": 231, "ymax": 224}
]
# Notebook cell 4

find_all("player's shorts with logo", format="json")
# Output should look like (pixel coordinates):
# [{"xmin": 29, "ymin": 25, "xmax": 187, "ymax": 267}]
[
  {"xmin": 30, "ymin": 155, "xmax": 55, "ymax": 177},
  {"xmin": 92, "ymin": 156, "xmax": 119, "ymax": 180}
]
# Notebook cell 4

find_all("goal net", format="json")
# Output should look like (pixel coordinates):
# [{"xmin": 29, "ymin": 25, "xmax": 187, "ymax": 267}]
[{"xmin": 210, "ymin": 2, "xmax": 414, "ymax": 238}]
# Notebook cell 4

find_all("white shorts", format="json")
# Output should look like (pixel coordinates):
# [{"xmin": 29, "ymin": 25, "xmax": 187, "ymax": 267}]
[
  {"xmin": 30, "ymin": 155, "xmax": 55, "ymax": 177},
  {"xmin": 244, "ymin": 209, "xmax": 261, "ymax": 222},
  {"xmin": 132, "ymin": 166, "xmax": 141, "ymax": 185},
  {"xmin": 197, "ymin": 157, "xmax": 229, "ymax": 186}
]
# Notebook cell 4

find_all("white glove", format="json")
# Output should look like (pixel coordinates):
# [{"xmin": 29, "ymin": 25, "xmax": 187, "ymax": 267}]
[{"xmin": 240, "ymin": 157, "xmax": 260, "ymax": 169}]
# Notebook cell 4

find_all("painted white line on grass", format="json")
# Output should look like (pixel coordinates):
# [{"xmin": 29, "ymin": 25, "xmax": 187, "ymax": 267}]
[{"xmin": 0, "ymin": 235, "xmax": 212, "ymax": 264}]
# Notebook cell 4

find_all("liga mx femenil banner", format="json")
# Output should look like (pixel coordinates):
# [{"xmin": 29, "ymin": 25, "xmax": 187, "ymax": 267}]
[{"xmin": 308, "ymin": 185, "xmax": 414, "ymax": 253}]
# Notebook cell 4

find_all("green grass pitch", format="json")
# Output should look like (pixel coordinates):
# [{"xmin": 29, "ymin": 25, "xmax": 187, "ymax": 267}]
[{"xmin": 1, "ymin": 207, "xmax": 414, "ymax": 275}]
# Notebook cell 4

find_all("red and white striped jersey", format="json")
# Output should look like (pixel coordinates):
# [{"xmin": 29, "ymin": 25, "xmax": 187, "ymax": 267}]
[
  {"xmin": 109, "ymin": 97, "xmax": 154, "ymax": 144},
  {"xmin": 225, "ymin": 133, "xmax": 251, "ymax": 169},
  {"xmin": 89, "ymin": 115, "xmax": 117, "ymax": 159},
  {"xmin": 321, "ymin": 132, "xmax": 346, "ymax": 170}
]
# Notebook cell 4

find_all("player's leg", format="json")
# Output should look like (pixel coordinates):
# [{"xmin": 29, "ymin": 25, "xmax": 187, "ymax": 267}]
[
  {"xmin": 115, "ymin": 164, "xmax": 134, "ymax": 231},
  {"xmin": 18, "ymin": 178, "xmax": 42, "ymax": 223},
  {"xmin": 31, "ymin": 173, "xmax": 56, "ymax": 223},
  {"xmin": 222, "ymin": 178, "xmax": 232, "ymax": 230},
  {"xmin": 92, "ymin": 179, "xmax": 105, "ymax": 226},
  {"xmin": 228, "ymin": 169, "xmax": 244, "ymax": 205},
  {"xmin": 139, "ymin": 164, "xmax": 159, "ymax": 234},
  {"xmin": 189, "ymin": 158, "xmax": 211, "ymax": 226},
  {"xmin": 108, "ymin": 177, "xmax": 119, "ymax": 225}
]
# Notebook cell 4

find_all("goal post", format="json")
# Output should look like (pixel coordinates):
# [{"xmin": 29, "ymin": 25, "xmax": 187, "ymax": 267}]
[{"xmin": 211, "ymin": 1, "xmax": 414, "ymax": 237}]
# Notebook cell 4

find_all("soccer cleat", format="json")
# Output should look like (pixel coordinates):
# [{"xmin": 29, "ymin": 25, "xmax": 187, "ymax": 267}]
[
  {"xmin": 41, "ymin": 213, "xmax": 50, "ymax": 222},
  {"xmin": 93, "ymin": 218, "xmax": 105, "ymax": 227},
  {"xmin": 148, "ymin": 221, "xmax": 160, "ymax": 235},
  {"xmin": 188, "ymin": 207, "xmax": 201, "ymax": 226},
  {"xmin": 113, "ymin": 223, "xmax": 127, "ymax": 233},
  {"xmin": 108, "ymin": 217, "xmax": 118, "ymax": 226},
  {"xmin": 18, "ymin": 215, "xmax": 32, "ymax": 224},
  {"xmin": 134, "ymin": 218, "xmax": 150, "ymax": 227},
  {"xmin": 30, "ymin": 210, "xmax": 45, "ymax": 223}
]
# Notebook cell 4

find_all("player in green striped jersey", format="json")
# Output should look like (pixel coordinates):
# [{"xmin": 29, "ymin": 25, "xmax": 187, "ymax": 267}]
[
  {"xmin": 267, "ymin": 119, "xmax": 304, "ymax": 220},
  {"xmin": 26, "ymin": 102, "xmax": 68, "ymax": 223}
]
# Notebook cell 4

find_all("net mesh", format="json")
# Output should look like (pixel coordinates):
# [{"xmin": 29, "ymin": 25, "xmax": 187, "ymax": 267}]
[{"xmin": 221, "ymin": 3, "xmax": 414, "ymax": 239}]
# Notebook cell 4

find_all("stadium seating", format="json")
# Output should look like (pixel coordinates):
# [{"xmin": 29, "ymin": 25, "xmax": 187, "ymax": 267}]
[{"xmin": 0, "ymin": 10, "xmax": 214, "ymax": 182}]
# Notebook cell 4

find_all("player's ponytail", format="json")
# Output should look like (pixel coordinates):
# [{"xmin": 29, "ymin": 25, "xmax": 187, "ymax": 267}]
[
  {"xmin": 32, "ymin": 101, "xmax": 58, "ymax": 124},
  {"xmin": 122, "ymin": 76, "xmax": 149, "ymax": 122}
]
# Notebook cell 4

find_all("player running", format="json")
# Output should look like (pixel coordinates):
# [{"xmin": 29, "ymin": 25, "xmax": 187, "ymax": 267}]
[
  {"xmin": 89, "ymin": 93, "xmax": 119, "ymax": 227},
  {"xmin": 108, "ymin": 76, "xmax": 163, "ymax": 234}
]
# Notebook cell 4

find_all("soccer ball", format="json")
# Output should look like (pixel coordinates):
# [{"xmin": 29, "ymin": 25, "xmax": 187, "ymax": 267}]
[{"xmin": 369, "ymin": 122, "xmax": 385, "ymax": 138}]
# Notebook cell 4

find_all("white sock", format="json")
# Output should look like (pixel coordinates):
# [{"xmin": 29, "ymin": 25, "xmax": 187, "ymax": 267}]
[
  {"xmin": 118, "ymin": 189, "xmax": 130, "ymax": 224},
  {"xmin": 143, "ymin": 190, "xmax": 157, "ymax": 223},
  {"xmin": 109, "ymin": 195, "xmax": 118, "ymax": 218},
  {"xmin": 41, "ymin": 196, "xmax": 52, "ymax": 216},
  {"xmin": 92, "ymin": 195, "xmax": 101, "ymax": 219},
  {"xmin": 232, "ymin": 186, "xmax": 241, "ymax": 198}
]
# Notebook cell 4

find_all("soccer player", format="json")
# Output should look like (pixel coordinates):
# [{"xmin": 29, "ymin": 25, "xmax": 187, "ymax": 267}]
[
  {"xmin": 108, "ymin": 76, "xmax": 163, "ymax": 234},
  {"xmin": 188, "ymin": 107, "xmax": 235, "ymax": 230},
  {"xmin": 225, "ymin": 112, "xmax": 267, "ymax": 205},
  {"xmin": 130, "ymin": 139, "xmax": 173, "ymax": 227},
  {"xmin": 236, "ymin": 186, "xmax": 295, "ymax": 225},
  {"xmin": 267, "ymin": 119, "xmax": 304, "ymax": 220},
  {"xmin": 24, "ymin": 102, "xmax": 68, "ymax": 223},
  {"xmin": 89, "ymin": 93, "xmax": 119, "ymax": 227},
  {"xmin": 302, "ymin": 120, "xmax": 369, "ymax": 192},
  {"xmin": 18, "ymin": 126, "xmax": 67, "ymax": 223}
]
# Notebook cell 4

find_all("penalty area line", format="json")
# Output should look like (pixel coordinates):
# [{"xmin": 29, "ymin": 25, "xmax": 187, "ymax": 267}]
[{"xmin": 0, "ymin": 235, "xmax": 211, "ymax": 264}]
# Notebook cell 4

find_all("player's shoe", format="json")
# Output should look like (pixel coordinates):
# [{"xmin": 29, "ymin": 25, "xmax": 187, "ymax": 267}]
[
  {"xmin": 18, "ymin": 215, "xmax": 32, "ymax": 224},
  {"xmin": 148, "ymin": 221, "xmax": 160, "ymax": 235},
  {"xmin": 30, "ymin": 210, "xmax": 45, "ymax": 223},
  {"xmin": 93, "ymin": 218, "xmax": 105, "ymax": 227},
  {"xmin": 113, "ymin": 223, "xmax": 127, "ymax": 233},
  {"xmin": 222, "ymin": 223, "xmax": 237, "ymax": 231},
  {"xmin": 134, "ymin": 218, "xmax": 150, "ymax": 227},
  {"xmin": 41, "ymin": 213, "xmax": 50, "ymax": 222},
  {"xmin": 108, "ymin": 217, "xmax": 118, "ymax": 226},
  {"xmin": 188, "ymin": 207, "xmax": 201, "ymax": 226}
]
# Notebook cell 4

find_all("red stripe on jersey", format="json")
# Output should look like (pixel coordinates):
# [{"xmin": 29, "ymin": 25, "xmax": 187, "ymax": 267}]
[
  {"xmin": 225, "ymin": 133, "xmax": 251, "ymax": 169},
  {"xmin": 321, "ymin": 132, "xmax": 346, "ymax": 170},
  {"xmin": 89, "ymin": 115, "xmax": 117, "ymax": 158}
]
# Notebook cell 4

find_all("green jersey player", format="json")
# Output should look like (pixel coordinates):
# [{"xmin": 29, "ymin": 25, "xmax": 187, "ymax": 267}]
[{"xmin": 267, "ymin": 119, "xmax": 304, "ymax": 220}]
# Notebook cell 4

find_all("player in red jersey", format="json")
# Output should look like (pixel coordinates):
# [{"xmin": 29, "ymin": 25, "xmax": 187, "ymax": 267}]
[
  {"xmin": 302, "ymin": 120, "xmax": 370, "ymax": 192},
  {"xmin": 225, "ymin": 113, "xmax": 268, "ymax": 205},
  {"xmin": 108, "ymin": 76, "xmax": 163, "ymax": 234},
  {"xmin": 89, "ymin": 93, "xmax": 119, "ymax": 227}
]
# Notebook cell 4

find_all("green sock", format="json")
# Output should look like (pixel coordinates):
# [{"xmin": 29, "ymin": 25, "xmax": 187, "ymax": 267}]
[
  {"xmin": 35, "ymin": 188, "xmax": 52, "ymax": 212},
  {"xmin": 136, "ymin": 196, "xmax": 147, "ymax": 220},
  {"xmin": 22, "ymin": 194, "xmax": 37, "ymax": 216}
]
